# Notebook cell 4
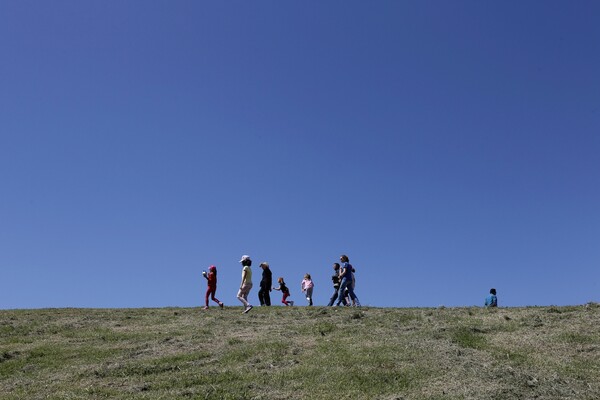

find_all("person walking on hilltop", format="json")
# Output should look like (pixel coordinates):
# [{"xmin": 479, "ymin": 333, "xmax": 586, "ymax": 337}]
[
  {"xmin": 335, "ymin": 255, "xmax": 361, "ymax": 307},
  {"xmin": 258, "ymin": 262, "xmax": 273, "ymax": 306},
  {"xmin": 237, "ymin": 255, "xmax": 254, "ymax": 313},
  {"xmin": 301, "ymin": 273, "xmax": 314, "ymax": 306},
  {"xmin": 327, "ymin": 263, "xmax": 344, "ymax": 306},
  {"xmin": 342, "ymin": 267, "xmax": 356, "ymax": 306},
  {"xmin": 273, "ymin": 277, "xmax": 294, "ymax": 306},
  {"xmin": 202, "ymin": 265, "xmax": 224, "ymax": 310},
  {"xmin": 348, "ymin": 266, "xmax": 357, "ymax": 306}
]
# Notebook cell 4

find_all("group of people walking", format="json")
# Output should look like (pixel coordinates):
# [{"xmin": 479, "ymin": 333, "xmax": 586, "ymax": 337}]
[
  {"xmin": 327, "ymin": 255, "xmax": 361, "ymax": 307},
  {"xmin": 201, "ymin": 254, "xmax": 361, "ymax": 313}
]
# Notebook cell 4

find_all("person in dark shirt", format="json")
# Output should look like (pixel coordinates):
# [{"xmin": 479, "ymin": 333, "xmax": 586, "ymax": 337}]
[
  {"xmin": 327, "ymin": 263, "xmax": 343, "ymax": 306},
  {"xmin": 273, "ymin": 277, "xmax": 294, "ymax": 306},
  {"xmin": 258, "ymin": 262, "xmax": 273, "ymax": 306}
]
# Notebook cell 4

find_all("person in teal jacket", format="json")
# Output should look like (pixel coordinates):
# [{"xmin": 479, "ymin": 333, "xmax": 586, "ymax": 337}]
[{"xmin": 485, "ymin": 288, "xmax": 497, "ymax": 307}]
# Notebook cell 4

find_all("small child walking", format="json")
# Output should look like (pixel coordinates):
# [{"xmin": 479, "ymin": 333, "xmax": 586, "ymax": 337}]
[
  {"xmin": 327, "ymin": 263, "xmax": 344, "ymax": 306},
  {"xmin": 273, "ymin": 277, "xmax": 293, "ymax": 306},
  {"xmin": 485, "ymin": 288, "xmax": 498, "ymax": 307},
  {"xmin": 202, "ymin": 265, "xmax": 223, "ymax": 310},
  {"xmin": 301, "ymin": 273, "xmax": 314, "ymax": 306}
]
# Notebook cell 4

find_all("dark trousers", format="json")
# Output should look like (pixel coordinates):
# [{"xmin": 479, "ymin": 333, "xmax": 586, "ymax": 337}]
[
  {"xmin": 328, "ymin": 287, "xmax": 343, "ymax": 306},
  {"xmin": 258, "ymin": 285, "xmax": 271, "ymax": 306}
]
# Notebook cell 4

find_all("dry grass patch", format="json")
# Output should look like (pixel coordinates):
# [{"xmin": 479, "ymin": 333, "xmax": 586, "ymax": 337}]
[{"xmin": 1, "ymin": 305, "xmax": 599, "ymax": 399}]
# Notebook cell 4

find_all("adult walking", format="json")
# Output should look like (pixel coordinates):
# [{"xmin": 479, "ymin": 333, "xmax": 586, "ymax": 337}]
[
  {"xmin": 237, "ymin": 255, "xmax": 254, "ymax": 313},
  {"xmin": 335, "ymin": 255, "xmax": 360, "ymax": 307},
  {"xmin": 258, "ymin": 262, "xmax": 273, "ymax": 306}
]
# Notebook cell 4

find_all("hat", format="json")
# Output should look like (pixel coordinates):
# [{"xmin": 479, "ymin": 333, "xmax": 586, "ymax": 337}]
[
  {"xmin": 260, "ymin": 262, "xmax": 269, "ymax": 268},
  {"xmin": 239, "ymin": 255, "xmax": 251, "ymax": 263}
]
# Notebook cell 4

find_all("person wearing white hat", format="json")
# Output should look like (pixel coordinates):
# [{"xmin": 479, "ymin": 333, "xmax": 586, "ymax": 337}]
[{"xmin": 237, "ymin": 255, "xmax": 254, "ymax": 313}]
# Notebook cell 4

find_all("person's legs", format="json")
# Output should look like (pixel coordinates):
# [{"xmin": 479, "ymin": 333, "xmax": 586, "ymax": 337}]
[
  {"xmin": 327, "ymin": 288, "xmax": 339, "ymax": 306},
  {"xmin": 210, "ymin": 287, "xmax": 221, "ymax": 305},
  {"xmin": 346, "ymin": 285, "xmax": 360, "ymax": 306},
  {"xmin": 258, "ymin": 285, "xmax": 271, "ymax": 306},
  {"xmin": 335, "ymin": 279, "xmax": 348, "ymax": 305},
  {"xmin": 205, "ymin": 287, "xmax": 211, "ymax": 308},
  {"xmin": 306, "ymin": 287, "xmax": 313, "ymax": 306},
  {"xmin": 237, "ymin": 284, "xmax": 252, "ymax": 307}
]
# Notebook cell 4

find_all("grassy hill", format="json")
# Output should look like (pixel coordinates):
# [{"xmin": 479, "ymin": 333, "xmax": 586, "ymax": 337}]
[{"xmin": 1, "ymin": 305, "xmax": 599, "ymax": 399}]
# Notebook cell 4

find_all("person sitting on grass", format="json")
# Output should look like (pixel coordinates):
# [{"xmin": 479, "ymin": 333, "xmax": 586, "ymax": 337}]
[{"xmin": 485, "ymin": 288, "xmax": 498, "ymax": 307}]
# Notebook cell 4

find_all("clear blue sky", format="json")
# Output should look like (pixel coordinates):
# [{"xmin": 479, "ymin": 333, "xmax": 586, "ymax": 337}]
[{"xmin": 1, "ymin": 1, "xmax": 599, "ymax": 309}]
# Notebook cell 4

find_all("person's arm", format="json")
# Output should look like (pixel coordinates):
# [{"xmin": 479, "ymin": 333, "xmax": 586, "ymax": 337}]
[
  {"xmin": 240, "ymin": 269, "xmax": 247, "ymax": 289},
  {"xmin": 267, "ymin": 270, "xmax": 272, "ymax": 291}
]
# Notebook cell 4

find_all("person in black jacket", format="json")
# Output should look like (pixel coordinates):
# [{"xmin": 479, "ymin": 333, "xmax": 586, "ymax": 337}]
[
  {"xmin": 258, "ymin": 262, "xmax": 273, "ymax": 306},
  {"xmin": 327, "ymin": 263, "xmax": 344, "ymax": 306}
]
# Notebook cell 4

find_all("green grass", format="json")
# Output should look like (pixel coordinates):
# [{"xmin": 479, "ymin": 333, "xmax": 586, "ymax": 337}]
[{"xmin": 1, "ymin": 305, "xmax": 600, "ymax": 399}]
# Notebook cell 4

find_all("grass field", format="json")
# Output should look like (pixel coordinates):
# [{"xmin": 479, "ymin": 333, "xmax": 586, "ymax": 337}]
[{"xmin": 1, "ymin": 304, "xmax": 599, "ymax": 399}]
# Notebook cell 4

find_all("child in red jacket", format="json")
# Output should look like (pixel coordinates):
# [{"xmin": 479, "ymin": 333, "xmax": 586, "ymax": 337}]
[{"xmin": 202, "ymin": 265, "xmax": 224, "ymax": 309}]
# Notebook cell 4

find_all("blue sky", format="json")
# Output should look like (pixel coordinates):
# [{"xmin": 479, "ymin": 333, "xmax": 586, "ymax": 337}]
[{"xmin": 1, "ymin": 1, "xmax": 599, "ymax": 309}]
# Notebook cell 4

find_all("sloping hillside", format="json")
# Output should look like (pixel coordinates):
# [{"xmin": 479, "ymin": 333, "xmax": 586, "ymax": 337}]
[{"xmin": 1, "ymin": 305, "xmax": 599, "ymax": 399}]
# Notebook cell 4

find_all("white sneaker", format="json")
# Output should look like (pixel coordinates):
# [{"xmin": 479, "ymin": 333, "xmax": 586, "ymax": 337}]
[
  {"xmin": 289, "ymin": 301, "xmax": 294, "ymax": 306},
  {"xmin": 243, "ymin": 305, "xmax": 253, "ymax": 314}
]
